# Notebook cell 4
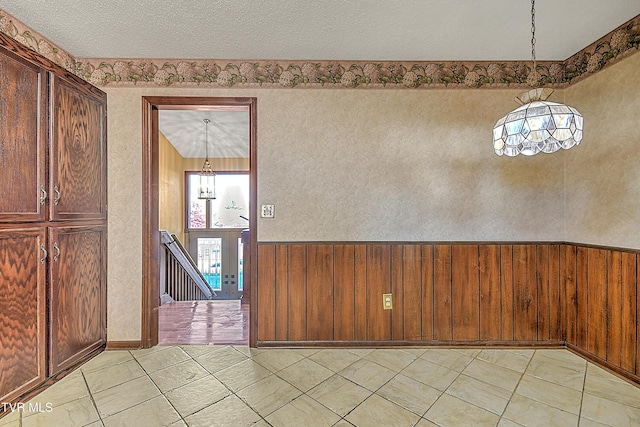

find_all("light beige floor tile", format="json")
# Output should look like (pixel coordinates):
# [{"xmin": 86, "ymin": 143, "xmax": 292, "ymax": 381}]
[
  {"xmin": 0, "ymin": 409, "xmax": 21, "ymax": 427},
  {"xmin": 194, "ymin": 346, "xmax": 247, "ymax": 373},
  {"xmin": 290, "ymin": 348, "xmax": 321, "ymax": 357},
  {"xmin": 420, "ymin": 348, "xmax": 475, "ymax": 372},
  {"xmin": 535, "ymin": 349, "xmax": 585, "ymax": 366},
  {"xmin": 276, "ymin": 358, "xmax": 334, "ymax": 392},
  {"xmin": 237, "ymin": 375, "xmax": 302, "ymax": 417},
  {"xmin": 515, "ymin": 374, "xmax": 582, "ymax": 414},
  {"xmin": 149, "ymin": 359, "xmax": 209, "ymax": 392},
  {"xmin": 165, "ymin": 375, "xmax": 229, "ymax": 418},
  {"xmin": 265, "ymin": 394, "xmax": 340, "ymax": 427},
  {"xmin": 586, "ymin": 363, "xmax": 627, "ymax": 383},
  {"xmin": 581, "ymin": 393, "xmax": 640, "ymax": 426},
  {"xmin": 251, "ymin": 420, "xmax": 272, "ymax": 427},
  {"xmin": 22, "ymin": 396, "xmax": 99, "ymax": 427},
  {"xmin": 452, "ymin": 348, "xmax": 482, "ymax": 358},
  {"xmin": 102, "ymin": 395, "xmax": 180, "ymax": 427},
  {"xmin": 578, "ymin": 418, "xmax": 611, "ymax": 427},
  {"xmin": 84, "ymin": 359, "xmax": 146, "ymax": 394},
  {"xmin": 179, "ymin": 344, "xmax": 217, "ymax": 358},
  {"xmin": 338, "ymin": 359, "xmax": 396, "ymax": 392},
  {"xmin": 233, "ymin": 345, "xmax": 265, "ymax": 357},
  {"xmin": 424, "ymin": 393, "xmax": 500, "ymax": 426},
  {"xmin": 363, "ymin": 349, "xmax": 417, "ymax": 372},
  {"xmin": 307, "ymin": 374, "xmax": 372, "ymax": 417},
  {"xmin": 185, "ymin": 395, "xmax": 261, "ymax": 427},
  {"xmin": 445, "ymin": 374, "xmax": 512, "ymax": 415},
  {"xmin": 167, "ymin": 421, "xmax": 188, "ymax": 427},
  {"xmin": 524, "ymin": 355, "xmax": 586, "ymax": 391},
  {"xmin": 584, "ymin": 366, "xmax": 640, "ymax": 409},
  {"xmin": 129, "ymin": 345, "xmax": 172, "ymax": 358},
  {"xmin": 347, "ymin": 348, "xmax": 375, "ymax": 357},
  {"xmin": 401, "ymin": 347, "xmax": 429, "ymax": 357},
  {"xmin": 84, "ymin": 421, "xmax": 105, "ymax": 427},
  {"xmin": 80, "ymin": 350, "xmax": 134, "ymax": 374},
  {"xmin": 462, "ymin": 358, "xmax": 522, "ymax": 392},
  {"xmin": 214, "ymin": 359, "xmax": 272, "ymax": 392},
  {"xmin": 93, "ymin": 376, "xmax": 160, "ymax": 418},
  {"xmin": 497, "ymin": 419, "xmax": 524, "ymax": 427},
  {"xmin": 476, "ymin": 349, "xmax": 532, "ymax": 373},
  {"xmin": 134, "ymin": 346, "xmax": 191, "ymax": 374},
  {"xmin": 402, "ymin": 358, "xmax": 460, "ymax": 392},
  {"xmin": 27, "ymin": 370, "xmax": 89, "ymax": 407},
  {"xmin": 251, "ymin": 349, "xmax": 305, "ymax": 373},
  {"xmin": 346, "ymin": 394, "xmax": 421, "ymax": 426},
  {"xmin": 376, "ymin": 374, "xmax": 441, "ymax": 416},
  {"xmin": 308, "ymin": 349, "xmax": 362, "ymax": 373},
  {"xmin": 502, "ymin": 394, "xmax": 579, "ymax": 427},
  {"xmin": 414, "ymin": 419, "xmax": 439, "ymax": 427}
]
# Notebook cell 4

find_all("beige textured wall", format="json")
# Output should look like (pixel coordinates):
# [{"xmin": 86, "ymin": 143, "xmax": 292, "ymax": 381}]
[
  {"xmin": 565, "ymin": 53, "xmax": 640, "ymax": 249},
  {"xmin": 105, "ymin": 86, "xmax": 568, "ymax": 340},
  {"xmin": 159, "ymin": 132, "xmax": 185, "ymax": 243}
]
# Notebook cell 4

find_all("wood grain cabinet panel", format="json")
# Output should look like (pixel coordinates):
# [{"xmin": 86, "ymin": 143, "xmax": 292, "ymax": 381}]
[
  {"xmin": 0, "ymin": 228, "xmax": 47, "ymax": 403},
  {"xmin": 0, "ymin": 50, "xmax": 47, "ymax": 223},
  {"xmin": 48, "ymin": 225, "xmax": 106, "ymax": 375},
  {"xmin": 49, "ymin": 74, "xmax": 107, "ymax": 221}
]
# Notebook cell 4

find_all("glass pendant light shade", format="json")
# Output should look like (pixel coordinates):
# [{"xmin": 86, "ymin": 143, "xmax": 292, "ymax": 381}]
[
  {"xmin": 198, "ymin": 118, "xmax": 217, "ymax": 199},
  {"xmin": 493, "ymin": 89, "xmax": 584, "ymax": 156}
]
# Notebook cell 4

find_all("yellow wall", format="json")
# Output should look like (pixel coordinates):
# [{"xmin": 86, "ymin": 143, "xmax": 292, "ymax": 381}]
[
  {"xmin": 103, "ymin": 54, "xmax": 639, "ymax": 341},
  {"xmin": 159, "ymin": 132, "xmax": 185, "ymax": 243}
]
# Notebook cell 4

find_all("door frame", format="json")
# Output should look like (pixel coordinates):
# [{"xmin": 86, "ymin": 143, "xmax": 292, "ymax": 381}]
[{"xmin": 141, "ymin": 96, "xmax": 258, "ymax": 348}]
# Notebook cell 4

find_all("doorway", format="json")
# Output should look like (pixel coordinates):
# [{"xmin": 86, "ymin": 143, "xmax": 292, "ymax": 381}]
[{"xmin": 142, "ymin": 96, "xmax": 257, "ymax": 348}]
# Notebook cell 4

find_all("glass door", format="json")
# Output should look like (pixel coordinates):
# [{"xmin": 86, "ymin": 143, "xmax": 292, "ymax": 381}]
[{"xmin": 189, "ymin": 229, "xmax": 243, "ymax": 299}]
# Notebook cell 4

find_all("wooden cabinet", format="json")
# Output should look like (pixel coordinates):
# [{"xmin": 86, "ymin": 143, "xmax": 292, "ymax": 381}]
[{"xmin": 0, "ymin": 32, "xmax": 107, "ymax": 409}]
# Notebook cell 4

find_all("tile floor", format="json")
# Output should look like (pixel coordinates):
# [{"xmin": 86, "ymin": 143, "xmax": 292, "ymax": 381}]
[{"xmin": 1, "ymin": 346, "xmax": 639, "ymax": 426}]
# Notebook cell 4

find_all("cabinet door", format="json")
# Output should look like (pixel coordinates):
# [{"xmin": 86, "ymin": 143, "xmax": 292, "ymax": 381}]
[
  {"xmin": 50, "ymin": 74, "xmax": 107, "ymax": 221},
  {"xmin": 49, "ymin": 224, "xmax": 106, "ymax": 375},
  {"xmin": 0, "ymin": 48, "xmax": 47, "ymax": 223},
  {"xmin": 0, "ymin": 228, "xmax": 47, "ymax": 403}
]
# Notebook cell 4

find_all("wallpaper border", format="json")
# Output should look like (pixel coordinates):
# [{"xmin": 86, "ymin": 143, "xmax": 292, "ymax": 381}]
[{"xmin": 1, "ymin": 9, "xmax": 639, "ymax": 90}]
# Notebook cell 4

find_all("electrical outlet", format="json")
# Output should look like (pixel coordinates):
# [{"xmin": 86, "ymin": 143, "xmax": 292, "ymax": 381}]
[
  {"xmin": 383, "ymin": 293, "xmax": 393, "ymax": 310},
  {"xmin": 261, "ymin": 204, "xmax": 275, "ymax": 218}
]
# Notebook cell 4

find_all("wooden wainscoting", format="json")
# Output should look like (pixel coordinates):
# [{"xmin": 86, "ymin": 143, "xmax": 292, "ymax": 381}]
[{"xmin": 257, "ymin": 241, "xmax": 640, "ymax": 384}]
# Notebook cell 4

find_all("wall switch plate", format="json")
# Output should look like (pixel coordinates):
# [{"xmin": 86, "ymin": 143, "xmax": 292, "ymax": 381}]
[
  {"xmin": 383, "ymin": 293, "xmax": 393, "ymax": 310},
  {"xmin": 261, "ymin": 204, "xmax": 275, "ymax": 218}
]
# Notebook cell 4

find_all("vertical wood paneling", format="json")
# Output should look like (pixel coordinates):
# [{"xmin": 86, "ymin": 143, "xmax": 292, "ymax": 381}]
[
  {"xmin": 421, "ymin": 245, "xmax": 434, "ymax": 340},
  {"xmin": 637, "ymin": 253, "xmax": 640, "ymax": 376},
  {"xmin": 433, "ymin": 245, "xmax": 452, "ymax": 341},
  {"xmin": 607, "ymin": 251, "xmax": 623, "ymax": 366},
  {"xmin": 513, "ymin": 245, "xmax": 537, "ymax": 341},
  {"xmin": 403, "ymin": 245, "xmax": 422, "ymax": 341},
  {"xmin": 587, "ymin": 248, "xmax": 608, "ymax": 359},
  {"xmin": 576, "ymin": 246, "xmax": 588, "ymax": 349},
  {"xmin": 500, "ymin": 246, "xmax": 514, "ymax": 340},
  {"xmin": 549, "ymin": 245, "xmax": 561, "ymax": 340},
  {"xmin": 621, "ymin": 252, "xmax": 637, "ymax": 374},
  {"xmin": 257, "ymin": 244, "xmax": 275, "ymax": 341},
  {"xmin": 287, "ymin": 245, "xmax": 307, "ymax": 341},
  {"xmin": 391, "ymin": 245, "xmax": 404, "ymax": 340},
  {"xmin": 333, "ymin": 245, "xmax": 355, "ymax": 341},
  {"xmin": 275, "ymin": 245, "xmax": 288, "ymax": 340},
  {"xmin": 479, "ymin": 245, "xmax": 501, "ymax": 340},
  {"xmin": 366, "ymin": 245, "xmax": 391, "ymax": 340},
  {"xmin": 537, "ymin": 245, "xmax": 550, "ymax": 341},
  {"xmin": 307, "ymin": 245, "xmax": 334, "ymax": 340},
  {"xmin": 452, "ymin": 245, "xmax": 479, "ymax": 340},
  {"xmin": 562, "ymin": 245, "xmax": 577, "ymax": 345},
  {"xmin": 354, "ymin": 245, "xmax": 368, "ymax": 341}
]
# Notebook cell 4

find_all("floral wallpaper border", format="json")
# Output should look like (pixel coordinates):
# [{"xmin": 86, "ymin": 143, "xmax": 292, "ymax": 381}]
[{"xmin": 1, "ymin": 8, "xmax": 639, "ymax": 90}]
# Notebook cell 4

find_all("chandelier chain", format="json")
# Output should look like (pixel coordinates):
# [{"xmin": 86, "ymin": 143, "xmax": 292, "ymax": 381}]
[{"xmin": 531, "ymin": 0, "xmax": 536, "ymax": 68}]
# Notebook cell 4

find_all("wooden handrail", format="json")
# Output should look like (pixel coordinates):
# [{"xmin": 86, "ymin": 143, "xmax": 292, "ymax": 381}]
[{"xmin": 160, "ymin": 230, "xmax": 216, "ymax": 302}]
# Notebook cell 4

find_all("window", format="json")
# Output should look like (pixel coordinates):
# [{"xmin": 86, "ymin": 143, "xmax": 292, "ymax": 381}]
[{"xmin": 186, "ymin": 172, "xmax": 249, "ymax": 229}]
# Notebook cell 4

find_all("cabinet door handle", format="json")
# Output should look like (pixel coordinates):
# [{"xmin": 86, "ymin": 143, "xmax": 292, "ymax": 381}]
[
  {"xmin": 40, "ymin": 186, "xmax": 47, "ymax": 205},
  {"xmin": 53, "ymin": 242, "xmax": 60, "ymax": 262},
  {"xmin": 53, "ymin": 186, "xmax": 61, "ymax": 205},
  {"xmin": 40, "ymin": 244, "xmax": 48, "ymax": 264}
]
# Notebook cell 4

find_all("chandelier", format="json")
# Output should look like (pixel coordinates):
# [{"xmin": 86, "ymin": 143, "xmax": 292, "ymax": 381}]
[
  {"xmin": 492, "ymin": 0, "xmax": 584, "ymax": 156},
  {"xmin": 198, "ymin": 118, "xmax": 216, "ymax": 199}
]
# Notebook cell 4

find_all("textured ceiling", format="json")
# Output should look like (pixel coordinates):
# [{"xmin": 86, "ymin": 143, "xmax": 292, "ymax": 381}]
[{"xmin": 2, "ymin": 1, "xmax": 639, "ymax": 61}]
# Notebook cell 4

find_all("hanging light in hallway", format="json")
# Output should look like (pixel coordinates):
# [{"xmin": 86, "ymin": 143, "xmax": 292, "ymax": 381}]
[
  {"xmin": 198, "ymin": 118, "xmax": 216, "ymax": 199},
  {"xmin": 492, "ymin": 0, "xmax": 584, "ymax": 156}
]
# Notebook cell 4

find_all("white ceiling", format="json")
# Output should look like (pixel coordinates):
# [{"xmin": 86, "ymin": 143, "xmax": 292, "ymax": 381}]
[
  {"xmin": 4, "ymin": 1, "xmax": 638, "ymax": 158},
  {"xmin": 3, "ymin": 1, "xmax": 639, "ymax": 61}
]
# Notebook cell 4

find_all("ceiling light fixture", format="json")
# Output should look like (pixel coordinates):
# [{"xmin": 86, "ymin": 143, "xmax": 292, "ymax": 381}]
[
  {"xmin": 492, "ymin": 0, "xmax": 584, "ymax": 156},
  {"xmin": 198, "ymin": 118, "xmax": 216, "ymax": 199}
]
